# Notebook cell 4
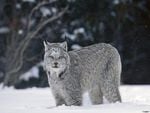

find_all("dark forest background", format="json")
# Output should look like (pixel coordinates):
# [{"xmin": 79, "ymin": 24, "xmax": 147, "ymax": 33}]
[{"xmin": 0, "ymin": 0, "xmax": 149, "ymax": 89}]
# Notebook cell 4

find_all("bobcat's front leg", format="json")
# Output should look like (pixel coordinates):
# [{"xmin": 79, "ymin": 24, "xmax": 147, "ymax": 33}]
[
  {"xmin": 55, "ymin": 96, "xmax": 66, "ymax": 106},
  {"xmin": 65, "ymin": 97, "xmax": 82, "ymax": 106},
  {"xmin": 64, "ymin": 90, "xmax": 82, "ymax": 106},
  {"xmin": 52, "ymin": 90, "xmax": 66, "ymax": 106}
]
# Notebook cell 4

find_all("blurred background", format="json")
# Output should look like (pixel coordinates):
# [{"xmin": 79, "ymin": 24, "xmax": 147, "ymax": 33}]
[{"xmin": 0, "ymin": 0, "xmax": 149, "ymax": 89}]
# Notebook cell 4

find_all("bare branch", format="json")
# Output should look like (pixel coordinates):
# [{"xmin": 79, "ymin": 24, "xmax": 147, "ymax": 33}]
[
  {"xmin": 26, "ymin": 0, "xmax": 57, "ymax": 33},
  {"xmin": 4, "ymin": 6, "xmax": 68, "ymax": 85},
  {"xmin": 28, "ymin": 6, "xmax": 68, "ymax": 40},
  {"xmin": 3, "ymin": 0, "xmax": 68, "ymax": 86}
]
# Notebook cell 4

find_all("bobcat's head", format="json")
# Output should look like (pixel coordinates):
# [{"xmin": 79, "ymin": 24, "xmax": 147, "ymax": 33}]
[{"xmin": 43, "ymin": 41, "xmax": 70, "ymax": 78}]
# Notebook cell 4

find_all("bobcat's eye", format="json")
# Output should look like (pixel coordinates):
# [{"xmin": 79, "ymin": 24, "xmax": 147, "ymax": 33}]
[
  {"xmin": 48, "ymin": 56, "xmax": 54, "ymax": 59},
  {"xmin": 58, "ymin": 56, "xmax": 65, "ymax": 59}
]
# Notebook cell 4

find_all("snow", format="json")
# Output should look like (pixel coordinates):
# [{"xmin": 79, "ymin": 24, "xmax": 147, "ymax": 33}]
[
  {"xmin": 22, "ymin": 0, "xmax": 35, "ymax": 3},
  {"xmin": 19, "ymin": 62, "xmax": 43, "ymax": 81},
  {"xmin": 16, "ymin": 3, "xmax": 21, "ymax": 9},
  {"xmin": 74, "ymin": 27, "xmax": 85, "ymax": 35},
  {"xmin": 18, "ymin": 29, "xmax": 23, "ymax": 35},
  {"xmin": 40, "ymin": 7, "xmax": 51, "ymax": 17},
  {"xmin": 113, "ymin": 0, "xmax": 120, "ymax": 5},
  {"xmin": 19, "ymin": 66, "xmax": 39, "ymax": 81},
  {"xmin": 71, "ymin": 44, "xmax": 82, "ymax": 50},
  {"xmin": 51, "ymin": 7, "xmax": 57, "ymax": 13},
  {"xmin": 62, "ymin": 32, "xmax": 76, "ymax": 41},
  {"xmin": 0, "ymin": 85, "xmax": 150, "ymax": 113},
  {"xmin": 0, "ymin": 27, "xmax": 10, "ymax": 34}
]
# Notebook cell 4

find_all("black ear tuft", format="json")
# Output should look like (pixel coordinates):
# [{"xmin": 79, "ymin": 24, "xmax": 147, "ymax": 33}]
[
  {"xmin": 60, "ymin": 41, "xmax": 68, "ymax": 51},
  {"xmin": 64, "ymin": 34, "xmax": 70, "ymax": 44},
  {"xmin": 43, "ymin": 40, "xmax": 51, "ymax": 51}
]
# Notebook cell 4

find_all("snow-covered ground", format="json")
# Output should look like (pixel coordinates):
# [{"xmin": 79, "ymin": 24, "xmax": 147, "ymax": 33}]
[{"xmin": 0, "ymin": 85, "xmax": 150, "ymax": 113}]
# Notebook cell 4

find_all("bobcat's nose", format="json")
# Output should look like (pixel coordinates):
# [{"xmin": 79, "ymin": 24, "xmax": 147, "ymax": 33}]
[
  {"xmin": 54, "ymin": 62, "xmax": 58, "ymax": 66},
  {"xmin": 53, "ymin": 62, "xmax": 58, "ymax": 68}
]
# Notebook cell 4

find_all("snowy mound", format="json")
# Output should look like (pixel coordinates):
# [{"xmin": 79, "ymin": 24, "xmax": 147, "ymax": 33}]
[{"xmin": 0, "ymin": 85, "xmax": 150, "ymax": 113}]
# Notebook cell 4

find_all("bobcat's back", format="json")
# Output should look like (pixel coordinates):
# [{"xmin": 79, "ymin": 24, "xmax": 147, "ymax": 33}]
[{"xmin": 69, "ymin": 43, "xmax": 121, "ymax": 92}]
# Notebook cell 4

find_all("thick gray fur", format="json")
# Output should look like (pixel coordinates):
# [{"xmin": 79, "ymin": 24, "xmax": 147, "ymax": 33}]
[{"xmin": 43, "ymin": 41, "xmax": 122, "ymax": 106}]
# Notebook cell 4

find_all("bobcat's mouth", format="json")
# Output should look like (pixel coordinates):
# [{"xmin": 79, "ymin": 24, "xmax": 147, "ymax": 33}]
[{"xmin": 52, "ymin": 65, "xmax": 59, "ymax": 68}]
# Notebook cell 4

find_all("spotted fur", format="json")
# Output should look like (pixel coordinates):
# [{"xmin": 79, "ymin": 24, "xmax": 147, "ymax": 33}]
[{"xmin": 44, "ymin": 41, "xmax": 122, "ymax": 106}]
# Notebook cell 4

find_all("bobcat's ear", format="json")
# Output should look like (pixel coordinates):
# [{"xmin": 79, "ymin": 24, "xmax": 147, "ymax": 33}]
[
  {"xmin": 43, "ymin": 41, "xmax": 51, "ymax": 51},
  {"xmin": 43, "ymin": 41, "xmax": 47, "ymax": 47},
  {"xmin": 60, "ymin": 41, "xmax": 68, "ymax": 51}
]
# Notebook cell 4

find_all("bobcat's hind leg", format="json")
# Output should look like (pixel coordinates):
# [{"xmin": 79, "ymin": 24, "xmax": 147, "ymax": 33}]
[
  {"xmin": 101, "ymin": 56, "xmax": 122, "ymax": 103},
  {"xmin": 89, "ymin": 85, "xmax": 103, "ymax": 105},
  {"xmin": 101, "ymin": 80, "xmax": 121, "ymax": 103}
]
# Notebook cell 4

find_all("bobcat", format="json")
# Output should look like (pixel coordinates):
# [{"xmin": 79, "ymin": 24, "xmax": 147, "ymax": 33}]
[{"xmin": 43, "ymin": 41, "xmax": 122, "ymax": 106}]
